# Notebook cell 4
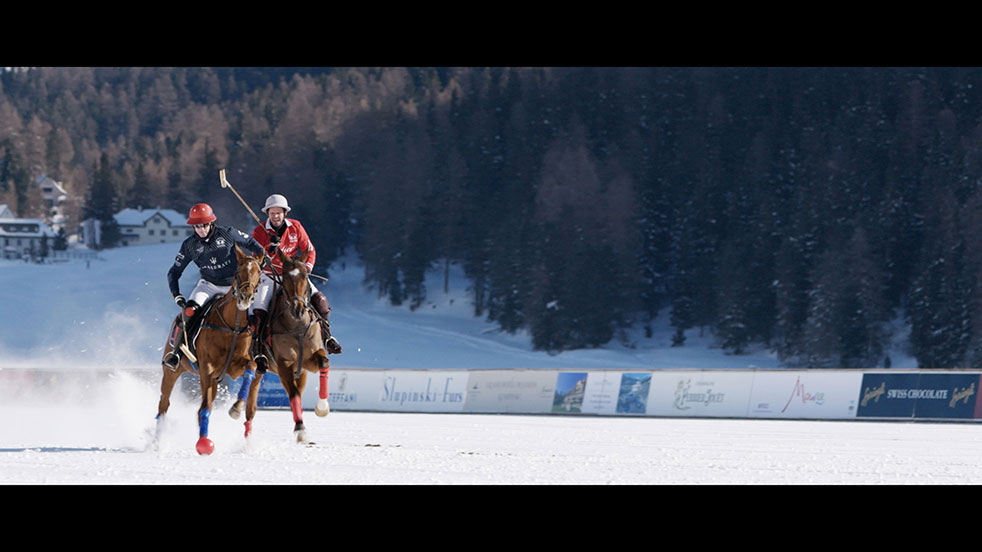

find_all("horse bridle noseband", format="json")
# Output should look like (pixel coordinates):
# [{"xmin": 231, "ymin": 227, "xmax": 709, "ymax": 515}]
[
  {"xmin": 271, "ymin": 263, "xmax": 318, "ymax": 381},
  {"xmin": 197, "ymin": 256, "xmax": 262, "ymax": 380}
]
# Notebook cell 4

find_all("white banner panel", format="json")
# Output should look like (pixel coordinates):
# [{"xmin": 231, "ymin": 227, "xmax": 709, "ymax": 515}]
[
  {"xmin": 748, "ymin": 370, "xmax": 861, "ymax": 419},
  {"xmin": 646, "ymin": 371, "xmax": 754, "ymax": 417},
  {"xmin": 581, "ymin": 371, "xmax": 627, "ymax": 415},
  {"xmin": 301, "ymin": 369, "xmax": 388, "ymax": 410},
  {"xmin": 302, "ymin": 370, "xmax": 468, "ymax": 412},
  {"xmin": 375, "ymin": 371, "xmax": 469, "ymax": 412},
  {"xmin": 463, "ymin": 370, "xmax": 556, "ymax": 413}
]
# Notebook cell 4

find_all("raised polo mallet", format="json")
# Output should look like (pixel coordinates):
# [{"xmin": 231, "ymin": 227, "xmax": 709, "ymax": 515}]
[{"xmin": 219, "ymin": 169, "xmax": 262, "ymax": 226}]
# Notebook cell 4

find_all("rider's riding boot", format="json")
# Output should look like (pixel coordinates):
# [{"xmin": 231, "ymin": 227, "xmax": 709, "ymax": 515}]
[
  {"xmin": 250, "ymin": 309, "xmax": 269, "ymax": 372},
  {"xmin": 311, "ymin": 291, "xmax": 342, "ymax": 354},
  {"xmin": 163, "ymin": 316, "xmax": 183, "ymax": 371}
]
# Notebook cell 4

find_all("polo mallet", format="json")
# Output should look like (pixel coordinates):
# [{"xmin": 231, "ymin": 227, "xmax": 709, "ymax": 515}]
[{"xmin": 219, "ymin": 169, "xmax": 262, "ymax": 226}]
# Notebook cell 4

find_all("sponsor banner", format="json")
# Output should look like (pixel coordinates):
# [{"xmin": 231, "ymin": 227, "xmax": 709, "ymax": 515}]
[
  {"xmin": 581, "ymin": 371, "xmax": 627, "ymax": 415},
  {"xmin": 464, "ymin": 370, "xmax": 556, "ymax": 413},
  {"xmin": 616, "ymin": 372, "xmax": 652, "ymax": 414},
  {"xmin": 300, "ymin": 370, "xmax": 468, "ymax": 412},
  {"xmin": 855, "ymin": 373, "xmax": 919, "ymax": 418},
  {"xmin": 748, "ymin": 371, "xmax": 861, "ymax": 419},
  {"xmin": 912, "ymin": 373, "xmax": 980, "ymax": 420},
  {"xmin": 373, "ymin": 371, "xmax": 468, "ymax": 412},
  {"xmin": 647, "ymin": 371, "xmax": 753, "ymax": 417},
  {"xmin": 226, "ymin": 371, "xmax": 290, "ymax": 407},
  {"xmin": 256, "ymin": 372, "xmax": 290, "ymax": 407},
  {"xmin": 301, "ymin": 369, "xmax": 389, "ymax": 411},
  {"xmin": 553, "ymin": 372, "xmax": 589, "ymax": 413}
]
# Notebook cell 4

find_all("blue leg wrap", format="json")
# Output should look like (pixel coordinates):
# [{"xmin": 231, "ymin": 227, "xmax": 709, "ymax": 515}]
[
  {"xmin": 237, "ymin": 369, "xmax": 256, "ymax": 401},
  {"xmin": 198, "ymin": 409, "xmax": 211, "ymax": 437}
]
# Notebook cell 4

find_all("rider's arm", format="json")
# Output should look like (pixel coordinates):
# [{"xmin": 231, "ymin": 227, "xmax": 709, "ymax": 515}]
[
  {"xmin": 231, "ymin": 226, "xmax": 265, "ymax": 258},
  {"xmin": 292, "ymin": 220, "xmax": 316, "ymax": 272},
  {"xmin": 167, "ymin": 241, "xmax": 193, "ymax": 297}
]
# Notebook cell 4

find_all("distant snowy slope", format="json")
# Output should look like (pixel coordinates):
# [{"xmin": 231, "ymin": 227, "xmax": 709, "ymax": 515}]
[{"xmin": 0, "ymin": 243, "xmax": 913, "ymax": 371}]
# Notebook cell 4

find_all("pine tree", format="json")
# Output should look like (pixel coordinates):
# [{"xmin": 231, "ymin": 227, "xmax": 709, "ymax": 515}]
[
  {"xmin": 84, "ymin": 153, "xmax": 121, "ymax": 249},
  {"xmin": 126, "ymin": 162, "xmax": 153, "ymax": 209},
  {"xmin": 195, "ymin": 139, "xmax": 220, "ymax": 202}
]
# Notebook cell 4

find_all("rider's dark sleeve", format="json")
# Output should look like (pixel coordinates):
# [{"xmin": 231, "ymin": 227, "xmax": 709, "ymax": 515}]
[
  {"xmin": 230, "ymin": 226, "xmax": 265, "ymax": 257},
  {"xmin": 167, "ymin": 240, "xmax": 192, "ymax": 297}
]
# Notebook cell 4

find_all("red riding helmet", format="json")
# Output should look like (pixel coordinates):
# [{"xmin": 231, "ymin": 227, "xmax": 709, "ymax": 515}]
[{"xmin": 187, "ymin": 203, "xmax": 217, "ymax": 225}]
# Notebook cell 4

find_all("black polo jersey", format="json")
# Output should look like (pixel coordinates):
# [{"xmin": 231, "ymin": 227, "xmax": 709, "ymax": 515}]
[{"xmin": 167, "ymin": 224, "xmax": 264, "ymax": 297}]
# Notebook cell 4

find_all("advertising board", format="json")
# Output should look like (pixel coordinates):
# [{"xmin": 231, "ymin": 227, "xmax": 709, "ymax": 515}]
[
  {"xmin": 646, "ymin": 371, "xmax": 754, "ymax": 417},
  {"xmin": 300, "ymin": 370, "xmax": 471, "ymax": 412},
  {"xmin": 855, "ymin": 372, "xmax": 920, "ymax": 419},
  {"xmin": 580, "ymin": 371, "xmax": 628, "ymax": 415},
  {"xmin": 747, "ymin": 371, "xmax": 861, "ymax": 419},
  {"xmin": 463, "ymin": 370, "xmax": 556, "ymax": 413}
]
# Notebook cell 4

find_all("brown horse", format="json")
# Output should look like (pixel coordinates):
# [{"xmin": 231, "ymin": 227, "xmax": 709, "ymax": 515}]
[
  {"xmin": 155, "ymin": 245, "xmax": 263, "ymax": 454},
  {"xmin": 234, "ymin": 248, "xmax": 330, "ymax": 443}
]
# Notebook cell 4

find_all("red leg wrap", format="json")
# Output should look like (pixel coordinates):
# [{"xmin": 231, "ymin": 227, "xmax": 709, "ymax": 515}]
[
  {"xmin": 290, "ymin": 395, "xmax": 303, "ymax": 423},
  {"xmin": 319, "ymin": 368, "xmax": 329, "ymax": 400},
  {"xmin": 244, "ymin": 420, "xmax": 253, "ymax": 437}
]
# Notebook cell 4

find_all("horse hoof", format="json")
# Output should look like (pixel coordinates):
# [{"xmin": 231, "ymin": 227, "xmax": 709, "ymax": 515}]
[
  {"xmin": 228, "ymin": 400, "xmax": 243, "ymax": 420},
  {"xmin": 315, "ymin": 398, "xmax": 330, "ymax": 417},
  {"xmin": 295, "ymin": 429, "xmax": 308, "ymax": 444},
  {"xmin": 196, "ymin": 437, "xmax": 215, "ymax": 455}
]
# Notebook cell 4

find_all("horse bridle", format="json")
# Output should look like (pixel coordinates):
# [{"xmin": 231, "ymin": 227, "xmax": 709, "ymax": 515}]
[
  {"xmin": 272, "ymin": 262, "xmax": 319, "ymax": 381},
  {"xmin": 207, "ymin": 256, "xmax": 261, "ymax": 333},
  {"xmin": 195, "ymin": 255, "xmax": 262, "ymax": 381}
]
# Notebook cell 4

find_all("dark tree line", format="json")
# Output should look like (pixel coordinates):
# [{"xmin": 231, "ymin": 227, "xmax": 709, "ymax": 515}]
[{"xmin": 1, "ymin": 66, "xmax": 980, "ymax": 367}]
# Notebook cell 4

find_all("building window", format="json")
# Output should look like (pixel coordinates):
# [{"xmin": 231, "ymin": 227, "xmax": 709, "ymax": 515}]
[
  {"xmin": 149, "ymin": 229, "xmax": 155, "ymax": 236},
  {"xmin": 173, "ymin": 230, "xmax": 178, "ymax": 236}
]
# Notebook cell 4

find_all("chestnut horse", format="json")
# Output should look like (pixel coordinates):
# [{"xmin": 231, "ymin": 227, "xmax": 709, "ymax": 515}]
[
  {"xmin": 155, "ymin": 245, "xmax": 263, "ymax": 454},
  {"xmin": 230, "ymin": 248, "xmax": 330, "ymax": 443}
]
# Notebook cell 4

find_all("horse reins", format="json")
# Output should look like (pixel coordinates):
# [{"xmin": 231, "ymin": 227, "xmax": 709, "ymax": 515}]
[
  {"xmin": 269, "ymin": 267, "xmax": 319, "ymax": 381},
  {"xmin": 199, "ymin": 258, "xmax": 260, "ymax": 381}
]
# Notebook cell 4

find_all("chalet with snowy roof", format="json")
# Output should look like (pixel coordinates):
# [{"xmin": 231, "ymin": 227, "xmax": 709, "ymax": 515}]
[
  {"xmin": 0, "ymin": 208, "xmax": 57, "ymax": 260},
  {"xmin": 37, "ymin": 175, "xmax": 69, "ymax": 232},
  {"xmin": 84, "ymin": 207, "xmax": 192, "ymax": 248}
]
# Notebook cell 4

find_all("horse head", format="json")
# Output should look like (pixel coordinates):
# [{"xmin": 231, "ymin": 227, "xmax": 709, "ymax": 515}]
[
  {"xmin": 233, "ymin": 245, "xmax": 263, "ymax": 310},
  {"xmin": 278, "ymin": 248, "xmax": 310, "ymax": 318}
]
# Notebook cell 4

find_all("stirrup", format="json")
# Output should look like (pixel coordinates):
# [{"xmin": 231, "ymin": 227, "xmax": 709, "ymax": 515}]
[
  {"xmin": 324, "ymin": 336, "xmax": 342, "ymax": 354},
  {"xmin": 163, "ymin": 352, "xmax": 180, "ymax": 371},
  {"xmin": 254, "ymin": 354, "xmax": 268, "ymax": 374}
]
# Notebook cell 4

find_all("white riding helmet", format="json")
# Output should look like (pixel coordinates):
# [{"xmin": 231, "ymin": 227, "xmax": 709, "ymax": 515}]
[{"xmin": 262, "ymin": 194, "xmax": 291, "ymax": 214}]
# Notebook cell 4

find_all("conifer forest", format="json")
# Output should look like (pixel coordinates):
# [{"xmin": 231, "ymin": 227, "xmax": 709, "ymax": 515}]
[{"xmin": 1, "ymin": 67, "xmax": 979, "ymax": 367}]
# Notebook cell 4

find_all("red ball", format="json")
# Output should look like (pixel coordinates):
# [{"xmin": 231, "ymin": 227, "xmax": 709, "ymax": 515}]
[
  {"xmin": 184, "ymin": 307, "xmax": 196, "ymax": 317},
  {"xmin": 196, "ymin": 437, "xmax": 215, "ymax": 455}
]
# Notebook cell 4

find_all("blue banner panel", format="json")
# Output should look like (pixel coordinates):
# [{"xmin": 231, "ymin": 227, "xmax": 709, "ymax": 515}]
[
  {"xmin": 912, "ymin": 373, "xmax": 980, "ymax": 420},
  {"xmin": 856, "ymin": 373, "xmax": 919, "ymax": 418},
  {"xmin": 256, "ymin": 372, "xmax": 289, "ymax": 407}
]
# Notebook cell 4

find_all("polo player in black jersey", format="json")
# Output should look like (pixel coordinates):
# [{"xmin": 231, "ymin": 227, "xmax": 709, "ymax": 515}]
[{"xmin": 162, "ymin": 203, "xmax": 265, "ymax": 370}]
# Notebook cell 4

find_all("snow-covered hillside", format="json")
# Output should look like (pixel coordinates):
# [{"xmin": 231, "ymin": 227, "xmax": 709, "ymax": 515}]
[{"xmin": 0, "ymin": 243, "xmax": 916, "ymax": 370}]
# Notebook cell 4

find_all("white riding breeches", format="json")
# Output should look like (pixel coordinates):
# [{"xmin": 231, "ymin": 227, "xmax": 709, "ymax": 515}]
[
  {"xmin": 250, "ymin": 273, "xmax": 318, "ymax": 313},
  {"xmin": 188, "ymin": 279, "xmax": 231, "ymax": 308}
]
